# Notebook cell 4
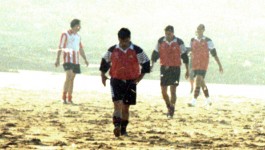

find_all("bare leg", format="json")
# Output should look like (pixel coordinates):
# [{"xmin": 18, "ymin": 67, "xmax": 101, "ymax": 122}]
[
  {"xmin": 122, "ymin": 104, "xmax": 130, "ymax": 121},
  {"xmin": 201, "ymin": 79, "xmax": 212, "ymax": 106},
  {"xmin": 194, "ymin": 75, "xmax": 203, "ymax": 99},
  {"xmin": 201, "ymin": 79, "xmax": 209, "ymax": 98},
  {"xmin": 170, "ymin": 85, "xmax": 177, "ymax": 106},
  {"xmin": 121, "ymin": 104, "xmax": 130, "ymax": 135},
  {"xmin": 190, "ymin": 79, "xmax": 194, "ymax": 93},
  {"xmin": 188, "ymin": 75, "xmax": 202, "ymax": 107},
  {"xmin": 68, "ymin": 70, "xmax": 76, "ymax": 102},
  {"xmin": 161, "ymin": 86, "xmax": 171, "ymax": 108},
  {"xmin": 62, "ymin": 70, "xmax": 72, "ymax": 102}
]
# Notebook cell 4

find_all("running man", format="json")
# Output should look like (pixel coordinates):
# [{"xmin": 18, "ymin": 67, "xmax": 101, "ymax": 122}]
[
  {"xmin": 100, "ymin": 28, "xmax": 150, "ymax": 137},
  {"xmin": 188, "ymin": 24, "xmax": 223, "ymax": 107},
  {"xmin": 151, "ymin": 25, "xmax": 189, "ymax": 118},
  {"xmin": 55, "ymin": 19, "xmax": 89, "ymax": 104}
]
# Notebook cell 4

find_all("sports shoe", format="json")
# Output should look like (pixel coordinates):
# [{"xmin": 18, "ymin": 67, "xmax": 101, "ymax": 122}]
[
  {"xmin": 204, "ymin": 98, "xmax": 212, "ymax": 106},
  {"xmin": 188, "ymin": 98, "xmax": 196, "ymax": 107},
  {"xmin": 121, "ymin": 130, "xmax": 128, "ymax": 136},
  {"xmin": 113, "ymin": 126, "xmax": 121, "ymax": 137},
  {"xmin": 171, "ymin": 106, "xmax": 175, "ymax": 117},
  {"xmin": 166, "ymin": 106, "xmax": 175, "ymax": 118},
  {"xmin": 68, "ymin": 100, "xmax": 74, "ymax": 104},
  {"xmin": 121, "ymin": 126, "xmax": 128, "ymax": 136},
  {"xmin": 62, "ymin": 100, "xmax": 67, "ymax": 104},
  {"xmin": 166, "ymin": 106, "xmax": 171, "ymax": 118},
  {"xmin": 169, "ymin": 106, "xmax": 175, "ymax": 118}
]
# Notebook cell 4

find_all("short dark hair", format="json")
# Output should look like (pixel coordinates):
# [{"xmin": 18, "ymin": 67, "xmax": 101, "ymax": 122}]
[
  {"xmin": 70, "ymin": 19, "xmax": 80, "ymax": 28},
  {"xmin": 118, "ymin": 28, "xmax": 131, "ymax": 39},
  {"xmin": 165, "ymin": 25, "xmax": 174, "ymax": 33},
  {"xmin": 197, "ymin": 24, "xmax": 205, "ymax": 30}
]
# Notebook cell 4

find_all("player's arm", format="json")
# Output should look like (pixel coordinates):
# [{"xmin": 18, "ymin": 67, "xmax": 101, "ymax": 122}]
[
  {"xmin": 210, "ymin": 49, "xmax": 223, "ymax": 73},
  {"xmin": 55, "ymin": 33, "xmax": 67, "ymax": 67},
  {"xmin": 79, "ymin": 48, "xmax": 89, "ymax": 67},
  {"xmin": 150, "ymin": 42, "xmax": 160, "ymax": 70},
  {"xmin": 55, "ymin": 50, "xmax": 62, "ymax": 67},
  {"xmin": 179, "ymin": 40, "xmax": 189, "ymax": 79},
  {"xmin": 78, "ymin": 41, "xmax": 89, "ymax": 66},
  {"xmin": 207, "ymin": 39, "xmax": 223, "ymax": 73},
  {"xmin": 99, "ymin": 49, "xmax": 112, "ymax": 86},
  {"xmin": 136, "ymin": 47, "xmax": 151, "ymax": 84}
]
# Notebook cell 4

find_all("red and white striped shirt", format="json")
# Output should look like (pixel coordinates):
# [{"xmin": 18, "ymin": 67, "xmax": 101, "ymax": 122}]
[{"xmin": 59, "ymin": 30, "xmax": 83, "ymax": 64}]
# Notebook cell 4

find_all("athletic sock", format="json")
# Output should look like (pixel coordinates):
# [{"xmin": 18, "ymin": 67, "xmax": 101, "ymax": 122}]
[
  {"xmin": 121, "ymin": 120, "xmax": 129, "ymax": 134},
  {"xmin": 68, "ymin": 95, "xmax": 72, "ymax": 102},
  {"xmin": 62, "ymin": 92, "xmax": 67, "ymax": 101},
  {"xmin": 202, "ymin": 86, "xmax": 209, "ymax": 98},
  {"xmin": 194, "ymin": 86, "xmax": 200, "ymax": 99},
  {"xmin": 113, "ymin": 116, "xmax": 122, "ymax": 127}
]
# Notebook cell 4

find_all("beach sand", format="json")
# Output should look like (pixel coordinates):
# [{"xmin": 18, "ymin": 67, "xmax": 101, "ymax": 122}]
[{"xmin": 0, "ymin": 71, "xmax": 264, "ymax": 149}]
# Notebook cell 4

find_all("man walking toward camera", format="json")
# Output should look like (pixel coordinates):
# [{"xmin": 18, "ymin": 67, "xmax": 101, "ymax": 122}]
[
  {"xmin": 151, "ymin": 25, "xmax": 189, "ymax": 118},
  {"xmin": 188, "ymin": 24, "xmax": 223, "ymax": 107},
  {"xmin": 100, "ymin": 28, "xmax": 150, "ymax": 137}
]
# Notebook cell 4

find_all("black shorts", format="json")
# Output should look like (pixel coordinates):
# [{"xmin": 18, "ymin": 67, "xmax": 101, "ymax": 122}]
[
  {"xmin": 160, "ymin": 66, "xmax": 180, "ymax": 86},
  {"xmin": 193, "ymin": 70, "xmax": 207, "ymax": 78},
  {"xmin": 63, "ymin": 63, "xmax": 81, "ymax": 74},
  {"xmin": 110, "ymin": 78, "xmax": 137, "ymax": 105}
]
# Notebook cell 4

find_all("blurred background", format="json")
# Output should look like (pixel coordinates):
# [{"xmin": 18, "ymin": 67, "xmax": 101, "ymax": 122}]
[{"xmin": 1, "ymin": 0, "xmax": 265, "ymax": 84}]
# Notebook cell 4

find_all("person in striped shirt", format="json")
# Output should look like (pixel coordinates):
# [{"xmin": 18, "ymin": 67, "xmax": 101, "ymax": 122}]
[
  {"xmin": 55, "ymin": 19, "xmax": 89, "ymax": 104},
  {"xmin": 100, "ymin": 28, "xmax": 150, "ymax": 137},
  {"xmin": 188, "ymin": 24, "xmax": 223, "ymax": 107},
  {"xmin": 151, "ymin": 25, "xmax": 189, "ymax": 118}
]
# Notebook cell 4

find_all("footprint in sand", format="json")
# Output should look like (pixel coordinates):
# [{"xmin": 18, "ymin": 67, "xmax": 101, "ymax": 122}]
[
  {"xmin": 1, "ymin": 140, "xmax": 18, "ymax": 149},
  {"xmin": 97, "ymin": 143, "xmax": 112, "ymax": 149},
  {"xmin": 243, "ymin": 125, "xmax": 252, "ymax": 129},
  {"xmin": 5, "ymin": 123, "xmax": 16, "ymax": 128},
  {"xmin": 53, "ymin": 141, "xmax": 67, "ymax": 146},
  {"xmin": 30, "ymin": 138, "xmax": 42, "ymax": 145},
  {"xmin": 219, "ymin": 120, "xmax": 231, "ymax": 125}
]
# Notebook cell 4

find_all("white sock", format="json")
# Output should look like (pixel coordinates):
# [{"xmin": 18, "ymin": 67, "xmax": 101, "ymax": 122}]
[{"xmin": 191, "ymin": 98, "xmax": 197, "ymax": 105}]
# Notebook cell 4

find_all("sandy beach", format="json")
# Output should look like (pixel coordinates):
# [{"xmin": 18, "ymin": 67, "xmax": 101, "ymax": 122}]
[{"xmin": 0, "ymin": 70, "xmax": 264, "ymax": 149}]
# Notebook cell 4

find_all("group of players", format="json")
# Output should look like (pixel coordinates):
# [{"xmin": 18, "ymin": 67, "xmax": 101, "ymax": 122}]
[{"xmin": 55, "ymin": 19, "xmax": 223, "ymax": 137}]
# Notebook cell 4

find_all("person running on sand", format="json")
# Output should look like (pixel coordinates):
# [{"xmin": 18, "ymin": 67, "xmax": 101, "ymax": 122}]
[
  {"xmin": 151, "ymin": 25, "xmax": 189, "ymax": 118},
  {"xmin": 55, "ymin": 19, "xmax": 89, "ymax": 104},
  {"xmin": 188, "ymin": 24, "xmax": 223, "ymax": 107},
  {"xmin": 100, "ymin": 28, "xmax": 150, "ymax": 137}
]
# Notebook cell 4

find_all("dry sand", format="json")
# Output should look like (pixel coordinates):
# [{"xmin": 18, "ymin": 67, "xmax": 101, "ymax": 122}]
[{"xmin": 0, "ymin": 70, "xmax": 265, "ymax": 149}]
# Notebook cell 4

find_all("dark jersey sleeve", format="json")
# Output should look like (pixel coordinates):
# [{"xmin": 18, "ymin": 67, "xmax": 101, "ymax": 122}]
[
  {"xmin": 134, "ymin": 45, "xmax": 151, "ymax": 74},
  {"xmin": 99, "ymin": 45, "xmax": 115, "ymax": 73},
  {"xmin": 151, "ymin": 37, "xmax": 164, "ymax": 62},
  {"xmin": 210, "ymin": 48, "xmax": 217, "ymax": 57},
  {"xmin": 176, "ymin": 38, "xmax": 189, "ymax": 64},
  {"xmin": 181, "ymin": 52, "xmax": 189, "ymax": 64},
  {"xmin": 151, "ymin": 50, "xmax": 159, "ymax": 62}
]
